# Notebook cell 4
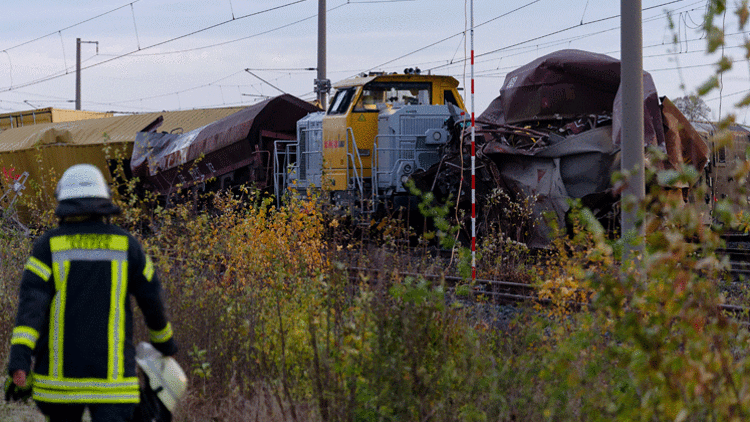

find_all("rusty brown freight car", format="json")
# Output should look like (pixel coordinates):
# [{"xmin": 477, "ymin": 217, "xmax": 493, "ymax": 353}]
[{"xmin": 131, "ymin": 94, "xmax": 320, "ymax": 198}]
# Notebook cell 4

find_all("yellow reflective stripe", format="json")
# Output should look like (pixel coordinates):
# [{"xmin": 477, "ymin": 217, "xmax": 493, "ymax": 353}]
[
  {"xmin": 33, "ymin": 389, "xmax": 140, "ymax": 404},
  {"xmin": 149, "ymin": 322, "xmax": 173, "ymax": 343},
  {"xmin": 33, "ymin": 373, "xmax": 140, "ymax": 403},
  {"xmin": 33, "ymin": 374, "xmax": 139, "ymax": 389},
  {"xmin": 50, "ymin": 260, "xmax": 69, "ymax": 379},
  {"xmin": 143, "ymin": 256, "xmax": 154, "ymax": 282},
  {"xmin": 108, "ymin": 260, "xmax": 128, "ymax": 381},
  {"xmin": 25, "ymin": 257, "xmax": 51, "ymax": 281},
  {"xmin": 111, "ymin": 236, "xmax": 128, "ymax": 251},
  {"xmin": 33, "ymin": 393, "xmax": 140, "ymax": 404},
  {"xmin": 50, "ymin": 234, "xmax": 128, "ymax": 252},
  {"xmin": 11, "ymin": 326, "xmax": 40, "ymax": 349}
]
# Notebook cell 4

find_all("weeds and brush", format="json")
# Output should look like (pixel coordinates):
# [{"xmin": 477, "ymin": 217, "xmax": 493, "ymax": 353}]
[
  {"xmin": 1, "ymin": 150, "xmax": 541, "ymax": 421},
  {"xmin": 4, "ymin": 147, "xmax": 750, "ymax": 422}
]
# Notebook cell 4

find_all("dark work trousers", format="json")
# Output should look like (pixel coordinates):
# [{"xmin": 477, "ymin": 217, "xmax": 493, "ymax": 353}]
[{"xmin": 36, "ymin": 402, "xmax": 136, "ymax": 422}]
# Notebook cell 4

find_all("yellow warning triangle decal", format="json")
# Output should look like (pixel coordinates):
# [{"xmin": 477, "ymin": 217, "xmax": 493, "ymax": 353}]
[{"xmin": 358, "ymin": 114, "xmax": 366, "ymax": 122}]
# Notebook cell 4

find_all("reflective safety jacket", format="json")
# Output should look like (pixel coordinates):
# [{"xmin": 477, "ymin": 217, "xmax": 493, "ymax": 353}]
[{"xmin": 7, "ymin": 219, "xmax": 177, "ymax": 404}]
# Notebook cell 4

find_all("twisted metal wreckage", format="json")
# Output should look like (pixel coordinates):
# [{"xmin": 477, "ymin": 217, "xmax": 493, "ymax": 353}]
[{"xmin": 409, "ymin": 49, "xmax": 709, "ymax": 248}]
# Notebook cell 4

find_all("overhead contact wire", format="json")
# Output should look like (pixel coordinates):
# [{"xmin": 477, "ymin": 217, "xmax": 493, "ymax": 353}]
[
  {"xmin": 428, "ymin": 0, "xmax": 686, "ymax": 72},
  {"xmin": 359, "ymin": 0, "xmax": 543, "ymax": 76},
  {"xmin": 0, "ymin": 0, "xmax": 312, "ymax": 93},
  {"xmin": 0, "ymin": 1, "xmax": 141, "ymax": 52},
  {"xmin": 131, "ymin": 3, "xmax": 141, "ymax": 50}
]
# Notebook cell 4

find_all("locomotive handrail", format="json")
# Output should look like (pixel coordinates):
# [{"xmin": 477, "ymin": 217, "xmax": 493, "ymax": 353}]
[
  {"xmin": 372, "ymin": 134, "xmax": 395, "ymax": 205},
  {"xmin": 299, "ymin": 126, "xmax": 324, "ymax": 186},
  {"xmin": 273, "ymin": 125, "xmax": 325, "ymax": 202},
  {"xmin": 273, "ymin": 139, "xmax": 297, "ymax": 201},
  {"xmin": 372, "ymin": 135, "xmax": 380, "ymax": 207},
  {"xmin": 345, "ymin": 127, "xmax": 365, "ymax": 210}
]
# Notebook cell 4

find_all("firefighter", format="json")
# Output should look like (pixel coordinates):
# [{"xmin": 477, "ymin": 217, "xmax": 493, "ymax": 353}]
[{"xmin": 4, "ymin": 163, "xmax": 178, "ymax": 422}]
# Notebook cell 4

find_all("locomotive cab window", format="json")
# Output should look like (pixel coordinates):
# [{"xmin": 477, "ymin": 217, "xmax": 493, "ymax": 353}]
[
  {"xmin": 353, "ymin": 90, "xmax": 381, "ymax": 112},
  {"xmin": 353, "ymin": 82, "xmax": 431, "ymax": 112},
  {"xmin": 328, "ymin": 88, "xmax": 356, "ymax": 115},
  {"xmin": 443, "ymin": 90, "xmax": 459, "ymax": 107}
]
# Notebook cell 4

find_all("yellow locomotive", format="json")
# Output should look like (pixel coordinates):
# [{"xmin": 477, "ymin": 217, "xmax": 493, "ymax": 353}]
[{"xmin": 274, "ymin": 70, "xmax": 466, "ymax": 212}]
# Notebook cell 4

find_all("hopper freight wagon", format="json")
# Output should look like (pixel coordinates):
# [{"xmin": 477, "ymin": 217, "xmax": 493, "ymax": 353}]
[{"xmin": 131, "ymin": 94, "xmax": 320, "ymax": 200}]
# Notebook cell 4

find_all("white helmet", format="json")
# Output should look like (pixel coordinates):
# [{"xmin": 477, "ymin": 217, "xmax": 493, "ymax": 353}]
[
  {"xmin": 135, "ymin": 342, "xmax": 188, "ymax": 414},
  {"xmin": 55, "ymin": 164, "xmax": 110, "ymax": 201}
]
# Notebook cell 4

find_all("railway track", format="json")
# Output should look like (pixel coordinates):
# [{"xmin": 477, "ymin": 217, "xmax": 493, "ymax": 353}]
[
  {"xmin": 720, "ymin": 248, "xmax": 750, "ymax": 276},
  {"xmin": 347, "ymin": 255, "xmax": 750, "ymax": 324},
  {"xmin": 336, "ymin": 233, "xmax": 750, "ymax": 322},
  {"xmin": 347, "ymin": 266, "xmax": 537, "ymax": 305}
]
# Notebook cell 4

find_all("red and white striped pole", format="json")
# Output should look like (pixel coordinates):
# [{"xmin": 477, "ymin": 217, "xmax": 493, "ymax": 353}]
[{"xmin": 470, "ymin": 0, "xmax": 476, "ymax": 282}]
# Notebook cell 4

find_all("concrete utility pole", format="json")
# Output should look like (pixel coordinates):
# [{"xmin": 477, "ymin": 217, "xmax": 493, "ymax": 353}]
[
  {"xmin": 315, "ymin": 0, "xmax": 331, "ymax": 108},
  {"xmin": 620, "ymin": 1, "xmax": 645, "ymax": 271},
  {"xmin": 75, "ymin": 38, "xmax": 99, "ymax": 110}
]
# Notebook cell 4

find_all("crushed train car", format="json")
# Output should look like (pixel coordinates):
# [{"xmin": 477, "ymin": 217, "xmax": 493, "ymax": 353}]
[
  {"xmin": 410, "ymin": 49, "xmax": 708, "ymax": 247},
  {"xmin": 131, "ymin": 94, "xmax": 320, "ymax": 198}
]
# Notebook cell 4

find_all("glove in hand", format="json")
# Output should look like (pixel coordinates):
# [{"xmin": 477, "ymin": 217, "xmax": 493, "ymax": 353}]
[{"xmin": 4, "ymin": 374, "xmax": 32, "ymax": 403}]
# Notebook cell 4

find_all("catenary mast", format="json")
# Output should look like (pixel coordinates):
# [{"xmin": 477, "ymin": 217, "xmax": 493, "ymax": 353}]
[{"xmin": 620, "ymin": 0, "xmax": 645, "ymax": 274}]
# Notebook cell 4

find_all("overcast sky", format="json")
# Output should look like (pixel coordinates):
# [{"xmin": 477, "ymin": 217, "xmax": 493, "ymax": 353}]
[{"xmin": 0, "ymin": 0, "xmax": 747, "ymax": 122}]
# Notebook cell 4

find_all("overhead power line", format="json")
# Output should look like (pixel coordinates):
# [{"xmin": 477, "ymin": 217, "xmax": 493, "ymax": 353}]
[
  {"xmin": 430, "ymin": 2, "xmax": 714, "ymax": 77},
  {"xmin": 347, "ymin": 0, "xmax": 415, "ymax": 3},
  {"xmin": 245, "ymin": 68, "xmax": 317, "ymax": 71},
  {"xmin": 108, "ymin": 68, "xmax": 296, "ymax": 109},
  {"xmin": 361, "ymin": 0, "xmax": 686, "ymax": 77},
  {"xmin": 359, "ymin": 0, "xmax": 543, "ymax": 76},
  {"xmin": 1, "ymin": 0, "xmax": 712, "ymax": 113},
  {"xmin": 428, "ymin": 0, "xmax": 686, "ymax": 72},
  {"xmin": 56, "ymin": 2, "xmax": 350, "ymax": 110},
  {"xmin": 0, "ymin": 0, "xmax": 312, "ymax": 93},
  {"xmin": 369, "ymin": 0, "xmax": 703, "ymax": 79},
  {"xmin": 0, "ymin": 1, "xmax": 141, "ymax": 53},
  {"xmin": 122, "ymin": 2, "xmax": 348, "ymax": 57}
]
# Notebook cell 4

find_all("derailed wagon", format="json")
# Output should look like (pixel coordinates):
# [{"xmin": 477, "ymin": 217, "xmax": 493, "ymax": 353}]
[
  {"xmin": 131, "ymin": 94, "xmax": 320, "ymax": 199},
  {"xmin": 410, "ymin": 49, "xmax": 709, "ymax": 247}
]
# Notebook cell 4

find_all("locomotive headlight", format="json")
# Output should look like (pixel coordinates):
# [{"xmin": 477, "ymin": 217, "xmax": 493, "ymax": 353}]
[
  {"xmin": 425, "ymin": 128, "xmax": 448, "ymax": 145},
  {"xmin": 403, "ymin": 164, "xmax": 413, "ymax": 174}
]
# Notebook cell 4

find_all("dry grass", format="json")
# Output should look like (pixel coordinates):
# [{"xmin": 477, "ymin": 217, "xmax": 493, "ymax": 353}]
[
  {"xmin": 173, "ymin": 385, "xmax": 319, "ymax": 422},
  {"xmin": 1, "ymin": 379, "xmax": 315, "ymax": 422}
]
